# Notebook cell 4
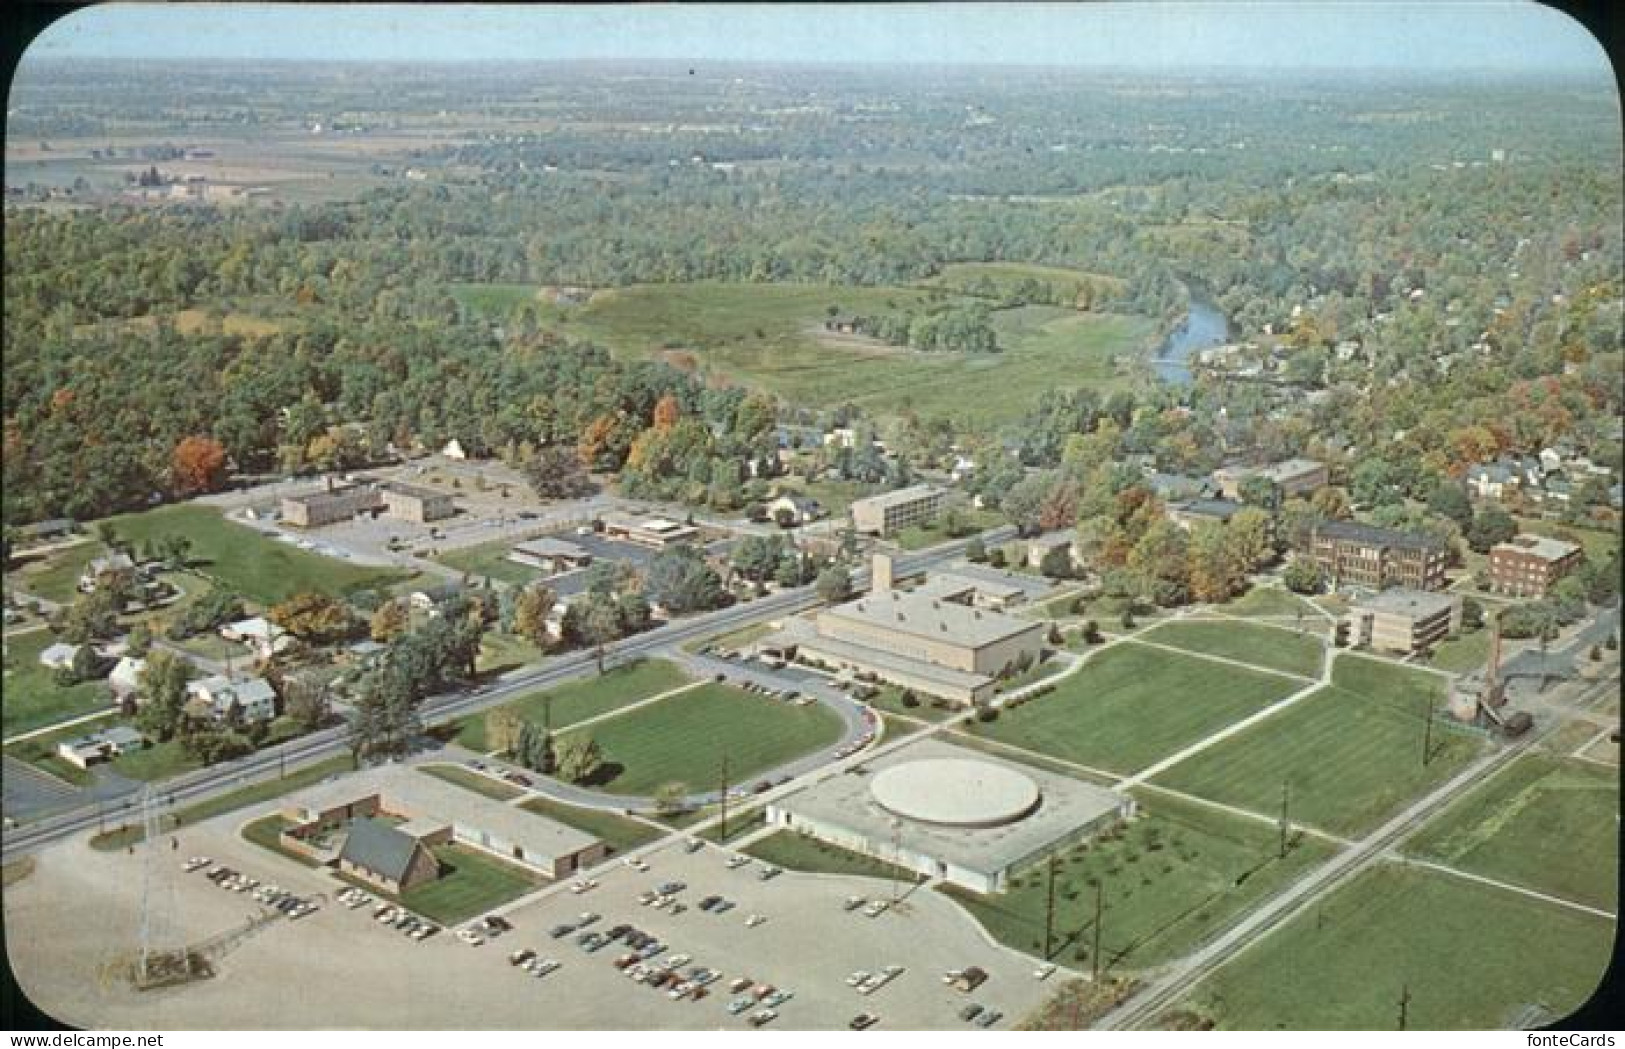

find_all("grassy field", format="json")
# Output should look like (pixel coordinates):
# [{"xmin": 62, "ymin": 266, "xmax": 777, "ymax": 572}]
[
  {"xmin": 865, "ymin": 686, "xmax": 961, "ymax": 723},
  {"xmin": 744, "ymin": 831, "xmax": 921, "ymax": 883},
  {"xmin": 964, "ymin": 643, "xmax": 1303, "ymax": 776},
  {"xmin": 434, "ymin": 538, "xmax": 544, "ymax": 588},
  {"xmin": 1136, "ymin": 621, "xmax": 1324, "ymax": 679},
  {"xmin": 1176, "ymin": 863, "xmax": 1616, "ymax": 1029},
  {"xmin": 696, "ymin": 804, "xmax": 767, "ymax": 844},
  {"xmin": 474, "ymin": 631, "xmax": 546, "ymax": 676},
  {"xmin": 1404, "ymin": 752, "xmax": 1618, "ymax": 910},
  {"xmin": 1, "ymin": 629, "xmax": 114, "ymax": 737},
  {"xmin": 394, "ymin": 843, "xmax": 543, "ymax": 925},
  {"xmin": 418, "ymin": 763, "xmax": 524, "ymax": 802},
  {"xmin": 893, "ymin": 506, "xmax": 1004, "ymax": 551},
  {"xmin": 90, "ymin": 753, "xmax": 359, "ymax": 850},
  {"xmin": 560, "ymin": 682, "xmax": 844, "ymax": 796},
  {"xmin": 943, "ymin": 793, "xmax": 1335, "ymax": 972},
  {"xmin": 452, "ymin": 659, "xmax": 693, "ymax": 752},
  {"xmin": 1218, "ymin": 586, "xmax": 1320, "ymax": 619},
  {"xmin": 241, "ymin": 814, "xmax": 323, "ymax": 868},
  {"xmin": 7, "ymin": 541, "xmax": 102, "ymax": 604},
  {"xmin": 1155, "ymin": 656, "xmax": 1485, "ymax": 837},
  {"xmin": 920, "ymin": 261, "xmax": 1128, "ymax": 302},
  {"xmin": 1426, "ymin": 628, "xmax": 1492, "ymax": 674},
  {"xmin": 450, "ymin": 281, "xmax": 1155, "ymax": 425},
  {"xmin": 104, "ymin": 504, "xmax": 410, "ymax": 605},
  {"xmin": 518, "ymin": 795, "xmax": 663, "ymax": 856}
]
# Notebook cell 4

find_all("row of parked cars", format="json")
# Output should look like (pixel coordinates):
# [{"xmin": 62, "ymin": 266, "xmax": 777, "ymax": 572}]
[
  {"xmin": 456, "ymin": 913, "xmax": 513, "ymax": 946},
  {"xmin": 506, "ymin": 947, "xmax": 562, "ymax": 979},
  {"xmin": 842, "ymin": 895, "xmax": 891, "ymax": 919},
  {"xmin": 367, "ymin": 900, "xmax": 439, "ymax": 941},
  {"xmin": 184, "ymin": 857, "xmax": 319, "ymax": 919}
]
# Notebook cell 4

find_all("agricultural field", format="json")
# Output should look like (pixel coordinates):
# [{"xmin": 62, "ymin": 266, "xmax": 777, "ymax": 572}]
[
  {"xmin": 1175, "ymin": 863, "xmax": 1616, "ymax": 1029},
  {"xmin": 518, "ymin": 795, "xmax": 663, "ymax": 856},
  {"xmin": 1154, "ymin": 656, "xmax": 1486, "ymax": 837},
  {"xmin": 1403, "ymin": 752, "xmax": 1618, "ymax": 911},
  {"xmin": 919, "ymin": 260, "xmax": 1127, "ymax": 303},
  {"xmin": 557, "ymin": 682, "xmax": 845, "ymax": 796},
  {"xmin": 964, "ymin": 643, "xmax": 1303, "ymax": 776},
  {"xmin": 1136, "ymin": 621, "xmax": 1324, "ymax": 679},
  {"xmin": 1, "ymin": 629, "xmax": 115, "ymax": 737},
  {"xmin": 744, "ymin": 831, "xmax": 922, "ymax": 884},
  {"xmin": 104, "ymin": 504, "xmax": 411, "ymax": 605},
  {"xmin": 943, "ymin": 793, "xmax": 1335, "ymax": 973},
  {"xmin": 449, "ymin": 280, "xmax": 1156, "ymax": 425},
  {"xmin": 451, "ymin": 659, "xmax": 694, "ymax": 752}
]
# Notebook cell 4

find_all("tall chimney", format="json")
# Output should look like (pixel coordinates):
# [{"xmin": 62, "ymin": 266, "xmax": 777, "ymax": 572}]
[{"xmin": 871, "ymin": 552, "xmax": 894, "ymax": 594}]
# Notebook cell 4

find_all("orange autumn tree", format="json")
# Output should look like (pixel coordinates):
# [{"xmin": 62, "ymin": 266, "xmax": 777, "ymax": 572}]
[
  {"xmin": 652, "ymin": 393, "xmax": 681, "ymax": 430},
  {"xmin": 171, "ymin": 435, "xmax": 228, "ymax": 494}
]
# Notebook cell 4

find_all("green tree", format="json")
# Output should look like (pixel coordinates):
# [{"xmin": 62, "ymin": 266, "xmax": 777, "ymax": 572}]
[
  {"xmin": 513, "ymin": 584, "xmax": 557, "ymax": 649},
  {"xmin": 556, "ymin": 733, "xmax": 604, "ymax": 784},
  {"xmin": 135, "ymin": 649, "xmax": 192, "ymax": 742},
  {"xmin": 815, "ymin": 565, "xmax": 852, "ymax": 604}
]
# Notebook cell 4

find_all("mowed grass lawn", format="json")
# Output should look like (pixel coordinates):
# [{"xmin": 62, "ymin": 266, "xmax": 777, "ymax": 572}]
[
  {"xmin": 1178, "ymin": 863, "xmax": 1615, "ymax": 1029},
  {"xmin": 7, "ymin": 541, "xmax": 102, "ymax": 604},
  {"xmin": 964, "ymin": 644, "xmax": 1302, "ymax": 776},
  {"xmin": 434, "ymin": 538, "xmax": 545, "ymax": 588},
  {"xmin": 1405, "ymin": 752, "xmax": 1619, "ymax": 911},
  {"xmin": 745, "ymin": 831, "xmax": 921, "ymax": 884},
  {"xmin": 1137, "ymin": 621, "xmax": 1324, "ymax": 679},
  {"xmin": 1, "ymin": 629, "xmax": 114, "ymax": 736},
  {"xmin": 518, "ymin": 795, "xmax": 662, "ymax": 856},
  {"xmin": 454, "ymin": 659, "xmax": 693, "ymax": 752},
  {"xmin": 1216, "ymin": 586, "xmax": 1320, "ymax": 620},
  {"xmin": 397, "ymin": 843, "xmax": 543, "ymax": 926},
  {"xmin": 560, "ymin": 683, "xmax": 845, "ymax": 796},
  {"xmin": 943, "ymin": 793, "xmax": 1335, "ymax": 972},
  {"xmin": 1155, "ymin": 655, "xmax": 1485, "ymax": 837},
  {"xmin": 105, "ymin": 504, "xmax": 410, "ymax": 605}
]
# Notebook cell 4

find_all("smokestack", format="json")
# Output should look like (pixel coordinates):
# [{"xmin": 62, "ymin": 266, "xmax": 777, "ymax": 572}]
[{"xmin": 871, "ymin": 552, "xmax": 894, "ymax": 594}]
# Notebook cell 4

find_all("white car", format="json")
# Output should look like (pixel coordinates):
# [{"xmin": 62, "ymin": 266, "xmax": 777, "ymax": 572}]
[
  {"xmin": 863, "ymin": 900, "xmax": 890, "ymax": 918},
  {"xmin": 744, "ymin": 914, "xmax": 767, "ymax": 928},
  {"xmin": 457, "ymin": 928, "xmax": 485, "ymax": 946},
  {"xmin": 846, "ymin": 971, "xmax": 871, "ymax": 987}
]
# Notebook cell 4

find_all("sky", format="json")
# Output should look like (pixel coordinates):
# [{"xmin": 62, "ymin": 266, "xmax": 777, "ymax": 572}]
[{"xmin": 21, "ymin": 2, "xmax": 1613, "ymax": 75}]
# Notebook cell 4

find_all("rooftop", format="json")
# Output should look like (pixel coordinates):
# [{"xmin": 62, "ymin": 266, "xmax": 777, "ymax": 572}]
[
  {"xmin": 1314, "ymin": 519, "xmax": 1443, "ymax": 551},
  {"xmin": 381, "ymin": 480, "xmax": 450, "ymax": 502},
  {"xmin": 822, "ymin": 587, "xmax": 1043, "ymax": 650},
  {"xmin": 512, "ymin": 536, "xmax": 591, "ymax": 559},
  {"xmin": 851, "ymin": 484, "xmax": 945, "ymax": 511},
  {"xmin": 1497, "ymin": 534, "xmax": 1582, "ymax": 561},
  {"xmin": 340, "ymin": 817, "xmax": 424, "ymax": 883},
  {"xmin": 1353, "ymin": 588, "xmax": 1457, "ymax": 618}
]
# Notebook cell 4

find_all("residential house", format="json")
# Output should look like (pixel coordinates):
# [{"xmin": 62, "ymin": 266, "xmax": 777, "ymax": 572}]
[
  {"xmin": 768, "ymin": 494, "xmax": 825, "ymax": 525},
  {"xmin": 77, "ymin": 553, "xmax": 136, "ymax": 593},
  {"xmin": 37, "ymin": 642, "xmax": 82, "ymax": 671},
  {"xmin": 56, "ymin": 726, "xmax": 149, "ymax": 770},
  {"xmin": 108, "ymin": 655, "xmax": 147, "ymax": 702},
  {"xmin": 183, "ymin": 674, "xmax": 278, "ymax": 724}
]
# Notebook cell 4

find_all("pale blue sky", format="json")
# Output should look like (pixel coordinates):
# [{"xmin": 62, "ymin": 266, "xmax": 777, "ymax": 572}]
[{"xmin": 24, "ymin": 2, "xmax": 1612, "ymax": 75}]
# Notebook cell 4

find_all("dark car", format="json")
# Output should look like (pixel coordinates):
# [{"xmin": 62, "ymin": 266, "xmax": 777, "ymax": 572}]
[
  {"xmin": 550, "ymin": 923, "xmax": 577, "ymax": 939},
  {"xmin": 657, "ymin": 881, "xmax": 687, "ymax": 895},
  {"xmin": 698, "ymin": 895, "xmax": 722, "ymax": 911}
]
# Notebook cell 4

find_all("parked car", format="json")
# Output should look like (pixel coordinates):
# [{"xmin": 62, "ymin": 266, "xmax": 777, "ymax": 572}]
[
  {"xmin": 509, "ymin": 948, "xmax": 537, "ymax": 967},
  {"xmin": 849, "ymin": 1014, "xmax": 880, "ymax": 1031},
  {"xmin": 749, "ymin": 1009, "xmax": 779, "ymax": 1027},
  {"xmin": 977, "ymin": 1010, "xmax": 1004, "ymax": 1028},
  {"xmin": 959, "ymin": 1003, "xmax": 984, "ymax": 1023}
]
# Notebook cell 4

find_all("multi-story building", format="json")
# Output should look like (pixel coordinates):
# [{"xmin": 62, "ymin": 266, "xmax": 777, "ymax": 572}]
[
  {"xmin": 379, "ymin": 481, "xmax": 456, "ymax": 523},
  {"xmin": 1346, "ymin": 588, "xmax": 1462, "ymax": 655},
  {"xmin": 1213, "ymin": 458, "xmax": 1328, "ymax": 501},
  {"xmin": 1488, "ymin": 534, "xmax": 1584, "ymax": 597},
  {"xmin": 850, "ymin": 484, "xmax": 945, "ymax": 537},
  {"xmin": 1306, "ymin": 520, "xmax": 1448, "ymax": 592},
  {"xmin": 281, "ymin": 477, "xmax": 456, "ymax": 528}
]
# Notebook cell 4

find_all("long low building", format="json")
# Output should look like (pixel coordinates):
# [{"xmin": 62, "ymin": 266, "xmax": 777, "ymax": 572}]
[
  {"xmin": 508, "ymin": 536, "xmax": 595, "ymax": 574},
  {"xmin": 281, "ymin": 477, "xmax": 455, "ymax": 528},
  {"xmin": 279, "ymin": 764, "xmax": 606, "ymax": 888},
  {"xmin": 766, "ymin": 738, "xmax": 1132, "ymax": 893}
]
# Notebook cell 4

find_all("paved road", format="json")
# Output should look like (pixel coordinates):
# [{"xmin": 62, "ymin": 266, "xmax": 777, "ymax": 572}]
[
  {"xmin": 0, "ymin": 527, "xmax": 1010, "ymax": 863},
  {"xmin": 1094, "ymin": 664, "xmax": 1622, "ymax": 1030}
]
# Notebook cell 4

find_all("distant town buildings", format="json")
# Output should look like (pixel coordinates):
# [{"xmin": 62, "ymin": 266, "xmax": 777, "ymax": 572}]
[{"xmin": 1488, "ymin": 534, "xmax": 1583, "ymax": 598}]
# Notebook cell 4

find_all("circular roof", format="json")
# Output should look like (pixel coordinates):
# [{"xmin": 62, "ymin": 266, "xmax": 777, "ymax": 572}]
[{"xmin": 870, "ymin": 759, "xmax": 1041, "ymax": 829}]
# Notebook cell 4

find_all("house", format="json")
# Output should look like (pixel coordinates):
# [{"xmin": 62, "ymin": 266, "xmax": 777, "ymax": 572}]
[
  {"xmin": 409, "ymin": 583, "xmax": 466, "ymax": 613},
  {"xmin": 37, "ymin": 642, "xmax": 82, "ymax": 671},
  {"xmin": 338, "ymin": 817, "xmax": 443, "ymax": 895},
  {"xmin": 442, "ymin": 439, "xmax": 469, "ymax": 460},
  {"xmin": 1466, "ymin": 462, "xmax": 1518, "ymax": 501},
  {"xmin": 768, "ymin": 494, "xmax": 825, "ymax": 526},
  {"xmin": 56, "ymin": 726, "xmax": 149, "ymax": 770},
  {"xmin": 77, "ymin": 553, "xmax": 136, "ymax": 593},
  {"xmin": 949, "ymin": 454, "xmax": 977, "ymax": 481},
  {"xmin": 108, "ymin": 655, "xmax": 146, "ymax": 701},
  {"xmin": 183, "ymin": 674, "xmax": 277, "ymax": 724},
  {"xmin": 219, "ymin": 616, "xmax": 294, "ymax": 656}
]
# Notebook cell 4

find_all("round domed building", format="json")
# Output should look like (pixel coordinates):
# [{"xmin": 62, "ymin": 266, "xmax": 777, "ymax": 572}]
[{"xmin": 766, "ymin": 739, "xmax": 1132, "ymax": 893}]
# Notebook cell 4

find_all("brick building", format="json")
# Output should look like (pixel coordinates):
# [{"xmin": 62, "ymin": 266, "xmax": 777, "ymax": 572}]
[
  {"xmin": 1306, "ymin": 520, "xmax": 1448, "ymax": 592},
  {"xmin": 1488, "ymin": 534, "xmax": 1583, "ymax": 597}
]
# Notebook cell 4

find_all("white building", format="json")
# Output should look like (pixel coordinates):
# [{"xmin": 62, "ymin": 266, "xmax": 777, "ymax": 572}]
[{"xmin": 184, "ymin": 674, "xmax": 277, "ymax": 724}]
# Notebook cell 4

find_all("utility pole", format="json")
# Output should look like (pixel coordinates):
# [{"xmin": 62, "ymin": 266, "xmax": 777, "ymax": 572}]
[
  {"xmin": 1398, "ymin": 984, "xmax": 1411, "ymax": 1031},
  {"xmin": 717, "ymin": 753, "xmax": 730, "ymax": 842},
  {"xmin": 1421, "ymin": 688, "xmax": 1436, "ymax": 767},
  {"xmin": 1043, "ymin": 852, "xmax": 1058, "ymax": 959},
  {"xmin": 1091, "ymin": 881, "xmax": 1104, "ymax": 982},
  {"xmin": 891, "ymin": 819, "xmax": 904, "ymax": 905},
  {"xmin": 1278, "ymin": 781, "xmax": 1291, "ymax": 859},
  {"xmin": 278, "ymin": 742, "xmax": 286, "ymax": 780}
]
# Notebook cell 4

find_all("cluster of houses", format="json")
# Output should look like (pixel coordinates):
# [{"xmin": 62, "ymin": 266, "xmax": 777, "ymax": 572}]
[{"xmin": 1464, "ymin": 446, "xmax": 1621, "ymax": 512}]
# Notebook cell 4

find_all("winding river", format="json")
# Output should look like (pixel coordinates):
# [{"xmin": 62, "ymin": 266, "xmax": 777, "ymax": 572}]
[{"xmin": 1152, "ymin": 297, "xmax": 1230, "ymax": 384}]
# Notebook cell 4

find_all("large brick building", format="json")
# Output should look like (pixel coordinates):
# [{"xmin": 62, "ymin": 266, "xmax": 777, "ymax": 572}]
[
  {"xmin": 1306, "ymin": 520, "xmax": 1448, "ymax": 592},
  {"xmin": 1488, "ymin": 534, "xmax": 1583, "ymax": 597}
]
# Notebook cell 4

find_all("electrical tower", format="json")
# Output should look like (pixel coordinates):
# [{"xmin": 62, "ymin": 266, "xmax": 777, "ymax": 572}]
[{"xmin": 135, "ymin": 785, "xmax": 177, "ymax": 985}]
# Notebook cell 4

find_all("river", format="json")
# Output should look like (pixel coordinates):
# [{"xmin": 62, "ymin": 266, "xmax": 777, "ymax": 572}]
[{"xmin": 1152, "ymin": 297, "xmax": 1230, "ymax": 384}]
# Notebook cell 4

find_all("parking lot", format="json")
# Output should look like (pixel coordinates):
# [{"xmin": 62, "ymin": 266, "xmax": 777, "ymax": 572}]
[{"xmin": 6, "ymin": 806, "xmax": 1055, "ymax": 1029}]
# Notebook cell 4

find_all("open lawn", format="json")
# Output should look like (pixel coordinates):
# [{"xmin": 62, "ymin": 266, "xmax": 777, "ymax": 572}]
[
  {"xmin": 1155, "ymin": 655, "xmax": 1486, "ymax": 837},
  {"xmin": 1136, "ymin": 621, "xmax": 1324, "ymax": 679},
  {"xmin": 241, "ymin": 814, "xmax": 323, "ymax": 868},
  {"xmin": 418, "ymin": 763, "xmax": 524, "ymax": 802},
  {"xmin": 452, "ymin": 659, "xmax": 693, "ymax": 752},
  {"xmin": 893, "ymin": 507, "xmax": 1004, "ymax": 551},
  {"xmin": 434, "ymin": 538, "xmax": 544, "ymax": 588},
  {"xmin": 518, "ymin": 795, "xmax": 662, "ymax": 856},
  {"xmin": 7, "ymin": 541, "xmax": 101, "ymax": 604},
  {"xmin": 696, "ymin": 804, "xmax": 767, "ymax": 844},
  {"xmin": 1404, "ymin": 752, "xmax": 1618, "ymax": 911},
  {"xmin": 451, "ymin": 280, "xmax": 1155, "ymax": 425},
  {"xmin": 105, "ymin": 504, "xmax": 410, "ymax": 606},
  {"xmin": 396, "ymin": 843, "xmax": 543, "ymax": 925},
  {"xmin": 745, "ymin": 830, "xmax": 922, "ymax": 884},
  {"xmin": 1426, "ymin": 628, "xmax": 1493, "ymax": 674},
  {"xmin": 474, "ymin": 631, "xmax": 546, "ymax": 676},
  {"xmin": 964, "ymin": 643, "xmax": 1302, "ymax": 776},
  {"xmin": 920, "ymin": 261, "xmax": 1128, "ymax": 302},
  {"xmin": 1176, "ymin": 863, "xmax": 1616, "ymax": 1029},
  {"xmin": 1218, "ymin": 586, "xmax": 1320, "ymax": 620},
  {"xmin": 865, "ymin": 686, "xmax": 960, "ymax": 723},
  {"xmin": 1, "ymin": 629, "xmax": 114, "ymax": 737},
  {"xmin": 560, "ymin": 683, "xmax": 845, "ymax": 796},
  {"xmin": 943, "ymin": 792, "xmax": 1335, "ymax": 973}
]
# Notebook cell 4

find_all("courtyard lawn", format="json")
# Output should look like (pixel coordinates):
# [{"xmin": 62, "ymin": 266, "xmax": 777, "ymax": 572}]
[
  {"xmin": 964, "ymin": 643, "xmax": 1302, "ymax": 776},
  {"xmin": 418, "ymin": 763, "xmax": 525, "ymax": 802},
  {"xmin": 434, "ymin": 538, "xmax": 545, "ymax": 588},
  {"xmin": 745, "ymin": 830, "xmax": 922, "ymax": 884},
  {"xmin": 565, "ymin": 683, "xmax": 845, "ymax": 796},
  {"xmin": 1154, "ymin": 655, "xmax": 1486, "ymax": 837},
  {"xmin": 942, "ymin": 792, "xmax": 1335, "ymax": 973},
  {"xmin": 397, "ymin": 843, "xmax": 543, "ymax": 925},
  {"xmin": 1, "ymin": 629, "xmax": 115, "ymax": 737},
  {"xmin": 1176, "ymin": 862, "xmax": 1616, "ymax": 1030},
  {"xmin": 1404, "ymin": 752, "xmax": 1618, "ymax": 911},
  {"xmin": 697, "ymin": 804, "xmax": 767, "ymax": 844},
  {"xmin": 104, "ymin": 504, "xmax": 411, "ymax": 605},
  {"xmin": 1136, "ymin": 621, "xmax": 1324, "ymax": 679},
  {"xmin": 1217, "ymin": 586, "xmax": 1320, "ymax": 620},
  {"xmin": 518, "ymin": 795, "xmax": 662, "ymax": 856},
  {"xmin": 241, "ymin": 814, "xmax": 323, "ymax": 868},
  {"xmin": 7, "ymin": 541, "xmax": 102, "ymax": 604},
  {"xmin": 452, "ymin": 659, "xmax": 694, "ymax": 752},
  {"xmin": 1426, "ymin": 628, "xmax": 1493, "ymax": 674},
  {"xmin": 865, "ymin": 686, "xmax": 960, "ymax": 723}
]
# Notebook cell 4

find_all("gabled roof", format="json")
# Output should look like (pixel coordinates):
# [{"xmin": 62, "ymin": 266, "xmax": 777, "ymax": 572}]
[{"xmin": 340, "ymin": 817, "xmax": 426, "ymax": 884}]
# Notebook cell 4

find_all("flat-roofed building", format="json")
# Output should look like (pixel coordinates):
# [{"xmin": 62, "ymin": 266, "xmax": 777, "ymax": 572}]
[
  {"xmin": 850, "ymin": 485, "xmax": 945, "ymax": 537},
  {"xmin": 1214, "ymin": 458, "xmax": 1328, "ymax": 500},
  {"xmin": 281, "ymin": 479, "xmax": 382, "ymax": 528},
  {"xmin": 1488, "ymin": 534, "xmax": 1584, "ymax": 598},
  {"xmin": 1306, "ymin": 520, "xmax": 1448, "ymax": 592},
  {"xmin": 56, "ymin": 725, "xmax": 148, "ymax": 770},
  {"xmin": 508, "ymin": 536, "xmax": 595, "ymax": 574},
  {"xmin": 601, "ymin": 514, "xmax": 699, "ymax": 548},
  {"xmin": 380, "ymin": 481, "xmax": 455, "ymax": 523},
  {"xmin": 765, "ymin": 738, "xmax": 1132, "ymax": 893},
  {"xmin": 1167, "ymin": 498, "xmax": 1246, "ymax": 530},
  {"xmin": 1346, "ymin": 588, "xmax": 1462, "ymax": 655}
]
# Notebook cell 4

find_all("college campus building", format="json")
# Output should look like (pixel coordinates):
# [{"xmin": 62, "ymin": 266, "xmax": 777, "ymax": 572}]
[
  {"xmin": 1345, "ymin": 588, "xmax": 1463, "ymax": 655},
  {"xmin": 1166, "ymin": 498, "xmax": 1245, "ymax": 530},
  {"xmin": 765, "ymin": 738, "xmax": 1132, "ymax": 893},
  {"xmin": 1305, "ymin": 520, "xmax": 1449, "ymax": 591},
  {"xmin": 763, "ymin": 556, "xmax": 1046, "ymax": 705},
  {"xmin": 1213, "ymin": 458, "xmax": 1328, "ymax": 501},
  {"xmin": 1487, "ymin": 534, "xmax": 1584, "ymax": 598},
  {"xmin": 279, "ymin": 765, "xmax": 606, "ymax": 893},
  {"xmin": 849, "ymin": 484, "xmax": 946, "ymax": 537},
  {"xmin": 281, "ymin": 477, "xmax": 455, "ymax": 528},
  {"xmin": 508, "ymin": 536, "xmax": 595, "ymax": 574},
  {"xmin": 601, "ymin": 514, "xmax": 699, "ymax": 549}
]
